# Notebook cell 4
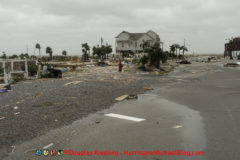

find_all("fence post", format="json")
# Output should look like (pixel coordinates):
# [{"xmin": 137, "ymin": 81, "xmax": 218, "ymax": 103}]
[
  {"xmin": 25, "ymin": 59, "xmax": 28, "ymax": 79},
  {"xmin": 3, "ymin": 62, "xmax": 8, "ymax": 84}
]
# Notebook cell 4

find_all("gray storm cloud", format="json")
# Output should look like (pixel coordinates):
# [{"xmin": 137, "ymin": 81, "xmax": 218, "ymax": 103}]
[{"xmin": 0, "ymin": 0, "xmax": 240, "ymax": 55}]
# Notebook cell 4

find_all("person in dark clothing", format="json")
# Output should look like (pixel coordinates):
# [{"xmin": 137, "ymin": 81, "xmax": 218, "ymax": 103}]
[{"xmin": 118, "ymin": 60, "xmax": 123, "ymax": 72}]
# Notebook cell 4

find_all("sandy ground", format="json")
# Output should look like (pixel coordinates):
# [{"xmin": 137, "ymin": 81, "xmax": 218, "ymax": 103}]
[{"xmin": 0, "ymin": 59, "xmax": 236, "ymax": 159}]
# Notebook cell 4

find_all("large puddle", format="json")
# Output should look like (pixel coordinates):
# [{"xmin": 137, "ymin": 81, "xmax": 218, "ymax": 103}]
[{"xmin": 135, "ymin": 95, "xmax": 206, "ymax": 149}]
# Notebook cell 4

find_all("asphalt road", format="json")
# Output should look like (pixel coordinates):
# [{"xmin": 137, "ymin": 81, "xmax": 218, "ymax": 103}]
[{"xmin": 5, "ymin": 64, "xmax": 240, "ymax": 160}]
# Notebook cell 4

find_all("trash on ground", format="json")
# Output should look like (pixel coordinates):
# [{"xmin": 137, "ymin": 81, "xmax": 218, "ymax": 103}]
[
  {"xmin": 0, "ymin": 112, "xmax": 21, "ymax": 120},
  {"xmin": 224, "ymin": 62, "xmax": 240, "ymax": 67},
  {"xmin": 16, "ymin": 99, "xmax": 24, "ymax": 104},
  {"xmin": 4, "ymin": 84, "xmax": 11, "ymax": 90},
  {"xmin": 0, "ymin": 88, "xmax": 8, "ymax": 93},
  {"xmin": 144, "ymin": 87, "xmax": 154, "ymax": 90},
  {"xmin": 127, "ymin": 94, "xmax": 138, "ymax": 100},
  {"xmin": 13, "ymin": 112, "xmax": 20, "ymax": 115},
  {"xmin": 0, "ymin": 117, "xmax": 6, "ymax": 120},
  {"xmin": 173, "ymin": 125, "xmax": 183, "ymax": 129},
  {"xmin": 64, "ymin": 81, "xmax": 82, "ymax": 86},
  {"xmin": 115, "ymin": 95, "xmax": 129, "ymax": 101},
  {"xmin": 180, "ymin": 60, "xmax": 191, "ymax": 64},
  {"xmin": 34, "ymin": 93, "xmax": 42, "ymax": 98},
  {"xmin": 13, "ymin": 106, "xmax": 19, "ymax": 110},
  {"xmin": 95, "ymin": 121, "xmax": 101, "ymax": 124}
]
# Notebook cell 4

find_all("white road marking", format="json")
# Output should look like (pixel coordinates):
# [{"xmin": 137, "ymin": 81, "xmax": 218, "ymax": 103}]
[
  {"xmin": 43, "ymin": 143, "xmax": 53, "ymax": 149},
  {"xmin": 105, "ymin": 113, "xmax": 145, "ymax": 122}
]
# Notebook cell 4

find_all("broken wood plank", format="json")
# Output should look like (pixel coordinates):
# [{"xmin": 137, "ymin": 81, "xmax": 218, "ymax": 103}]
[
  {"xmin": 115, "ymin": 95, "xmax": 129, "ymax": 101},
  {"xmin": 64, "ymin": 81, "xmax": 82, "ymax": 86},
  {"xmin": 143, "ymin": 87, "xmax": 154, "ymax": 90}
]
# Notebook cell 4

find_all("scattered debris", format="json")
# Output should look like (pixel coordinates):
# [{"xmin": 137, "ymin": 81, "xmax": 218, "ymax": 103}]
[
  {"xmin": 11, "ymin": 145, "xmax": 16, "ymax": 154},
  {"xmin": 127, "ymin": 94, "xmax": 138, "ymax": 100},
  {"xmin": 98, "ymin": 61, "xmax": 109, "ymax": 67},
  {"xmin": 144, "ymin": 87, "xmax": 154, "ymax": 90},
  {"xmin": 0, "ymin": 104, "xmax": 9, "ymax": 109},
  {"xmin": 180, "ymin": 60, "xmax": 191, "ymax": 64},
  {"xmin": 13, "ymin": 106, "xmax": 19, "ymax": 110},
  {"xmin": 224, "ymin": 62, "xmax": 240, "ymax": 67},
  {"xmin": 16, "ymin": 99, "xmax": 24, "ymax": 104},
  {"xmin": 64, "ymin": 81, "xmax": 82, "ymax": 86},
  {"xmin": 173, "ymin": 125, "xmax": 183, "ymax": 129},
  {"xmin": 0, "ymin": 88, "xmax": 7, "ymax": 93},
  {"xmin": 42, "ymin": 101, "xmax": 53, "ymax": 107},
  {"xmin": 95, "ymin": 121, "xmax": 101, "ymax": 124},
  {"xmin": 0, "ymin": 117, "xmax": 6, "ymax": 120},
  {"xmin": 0, "ymin": 112, "xmax": 21, "ymax": 121},
  {"xmin": 34, "ymin": 93, "xmax": 42, "ymax": 98},
  {"xmin": 14, "ymin": 112, "xmax": 20, "ymax": 115},
  {"xmin": 115, "ymin": 95, "xmax": 129, "ymax": 101},
  {"xmin": 4, "ymin": 84, "xmax": 11, "ymax": 90}
]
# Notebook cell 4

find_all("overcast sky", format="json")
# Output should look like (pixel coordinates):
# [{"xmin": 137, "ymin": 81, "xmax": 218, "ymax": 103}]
[{"xmin": 0, "ymin": 0, "xmax": 240, "ymax": 55}]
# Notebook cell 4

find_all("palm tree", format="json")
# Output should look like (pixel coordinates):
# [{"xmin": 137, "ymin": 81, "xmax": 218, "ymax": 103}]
[
  {"xmin": 145, "ymin": 42, "xmax": 166, "ymax": 69},
  {"xmin": 46, "ymin": 46, "xmax": 53, "ymax": 60},
  {"xmin": 62, "ymin": 50, "xmax": 67, "ymax": 56},
  {"xmin": 170, "ymin": 45, "xmax": 176, "ymax": 59},
  {"xmin": 82, "ymin": 43, "xmax": 90, "ymax": 62},
  {"xmin": 180, "ymin": 46, "xmax": 188, "ymax": 57},
  {"xmin": 35, "ymin": 43, "xmax": 41, "ymax": 56}
]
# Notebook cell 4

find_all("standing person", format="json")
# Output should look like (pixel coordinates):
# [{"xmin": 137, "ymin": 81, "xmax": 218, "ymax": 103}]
[{"xmin": 118, "ymin": 60, "xmax": 123, "ymax": 72}]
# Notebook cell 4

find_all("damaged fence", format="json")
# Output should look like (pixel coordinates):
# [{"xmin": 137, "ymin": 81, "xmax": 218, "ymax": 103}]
[{"xmin": 0, "ymin": 59, "xmax": 36, "ymax": 85}]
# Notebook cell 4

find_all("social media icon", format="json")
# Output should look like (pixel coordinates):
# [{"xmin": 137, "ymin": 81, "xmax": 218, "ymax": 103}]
[
  {"xmin": 43, "ymin": 150, "xmax": 49, "ymax": 156},
  {"xmin": 36, "ymin": 149, "xmax": 42, "ymax": 156},
  {"xmin": 50, "ymin": 150, "xmax": 57, "ymax": 156},
  {"xmin": 58, "ymin": 150, "xmax": 64, "ymax": 156}
]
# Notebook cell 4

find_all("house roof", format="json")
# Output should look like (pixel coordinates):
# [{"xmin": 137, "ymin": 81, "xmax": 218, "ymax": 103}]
[
  {"xmin": 129, "ymin": 33, "xmax": 146, "ymax": 40},
  {"xmin": 116, "ymin": 30, "xmax": 159, "ymax": 41}
]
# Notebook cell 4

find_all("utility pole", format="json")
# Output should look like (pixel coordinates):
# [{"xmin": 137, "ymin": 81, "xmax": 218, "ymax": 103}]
[
  {"xmin": 26, "ymin": 45, "xmax": 29, "ymax": 54},
  {"xmin": 101, "ymin": 37, "xmax": 103, "ymax": 47}
]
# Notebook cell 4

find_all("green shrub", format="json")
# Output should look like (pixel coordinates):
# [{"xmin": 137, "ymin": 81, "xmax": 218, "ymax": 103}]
[
  {"xmin": 131, "ymin": 58, "xmax": 139, "ymax": 64},
  {"xmin": 28, "ymin": 65, "xmax": 38, "ymax": 76},
  {"xmin": 12, "ymin": 74, "xmax": 24, "ymax": 82}
]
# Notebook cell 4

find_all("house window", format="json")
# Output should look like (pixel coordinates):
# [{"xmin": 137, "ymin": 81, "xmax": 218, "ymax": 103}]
[
  {"xmin": 135, "ymin": 42, "xmax": 137, "ymax": 47},
  {"xmin": 122, "ymin": 42, "xmax": 124, "ymax": 47}
]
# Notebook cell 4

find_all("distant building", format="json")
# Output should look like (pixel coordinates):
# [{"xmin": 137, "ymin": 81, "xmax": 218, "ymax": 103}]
[
  {"xmin": 115, "ymin": 30, "xmax": 161, "ymax": 54},
  {"xmin": 224, "ymin": 37, "xmax": 240, "ymax": 58}
]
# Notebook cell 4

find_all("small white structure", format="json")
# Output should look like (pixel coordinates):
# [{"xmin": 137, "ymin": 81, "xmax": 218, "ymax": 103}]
[
  {"xmin": 115, "ymin": 30, "xmax": 161, "ymax": 54},
  {"xmin": 0, "ymin": 59, "xmax": 30, "ymax": 84}
]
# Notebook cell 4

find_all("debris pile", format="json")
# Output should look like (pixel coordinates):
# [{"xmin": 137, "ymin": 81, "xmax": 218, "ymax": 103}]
[
  {"xmin": 224, "ymin": 62, "xmax": 240, "ymax": 67},
  {"xmin": 115, "ymin": 94, "xmax": 138, "ymax": 101},
  {"xmin": 179, "ymin": 60, "xmax": 191, "ymax": 64}
]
